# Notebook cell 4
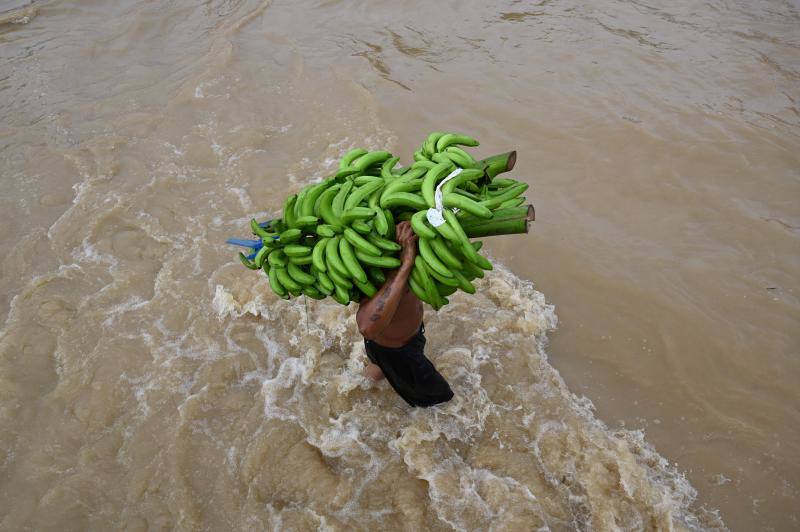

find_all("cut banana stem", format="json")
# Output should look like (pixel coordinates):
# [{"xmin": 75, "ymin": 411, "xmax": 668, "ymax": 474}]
[
  {"xmin": 459, "ymin": 205, "xmax": 534, "ymax": 228},
  {"xmin": 464, "ymin": 218, "xmax": 529, "ymax": 238},
  {"xmin": 479, "ymin": 151, "xmax": 516, "ymax": 179}
]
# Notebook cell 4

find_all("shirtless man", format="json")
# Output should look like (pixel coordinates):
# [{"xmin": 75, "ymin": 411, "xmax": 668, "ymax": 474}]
[{"xmin": 356, "ymin": 221, "xmax": 454, "ymax": 407}]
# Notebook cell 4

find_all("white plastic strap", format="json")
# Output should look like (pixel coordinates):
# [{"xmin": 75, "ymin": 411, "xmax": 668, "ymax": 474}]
[{"xmin": 426, "ymin": 168, "xmax": 462, "ymax": 227}]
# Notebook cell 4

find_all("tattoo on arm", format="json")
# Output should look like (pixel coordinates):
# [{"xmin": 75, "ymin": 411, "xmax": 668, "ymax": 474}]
[{"xmin": 369, "ymin": 285, "xmax": 392, "ymax": 322}]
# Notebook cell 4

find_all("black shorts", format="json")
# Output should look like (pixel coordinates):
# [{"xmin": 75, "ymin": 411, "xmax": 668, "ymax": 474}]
[{"xmin": 364, "ymin": 323, "xmax": 454, "ymax": 408}]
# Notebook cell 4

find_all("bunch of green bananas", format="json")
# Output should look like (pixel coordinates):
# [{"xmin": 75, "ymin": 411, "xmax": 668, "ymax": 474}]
[{"xmin": 235, "ymin": 132, "xmax": 533, "ymax": 309}]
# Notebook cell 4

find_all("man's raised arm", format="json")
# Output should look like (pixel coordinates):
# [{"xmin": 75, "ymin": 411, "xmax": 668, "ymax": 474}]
[{"xmin": 356, "ymin": 221, "xmax": 417, "ymax": 340}]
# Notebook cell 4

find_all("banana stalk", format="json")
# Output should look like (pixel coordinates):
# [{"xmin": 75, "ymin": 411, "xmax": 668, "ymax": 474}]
[
  {"xmin": 479, "ymin": 151, "xmax": 516, "ymax": 180},
  {"xmin": 458, "ymin": 205, "xmax": 534, "ymax": 228},
  {"xmin": 464, "ymin": 218, "xmax": 530, "ymax": 238}
]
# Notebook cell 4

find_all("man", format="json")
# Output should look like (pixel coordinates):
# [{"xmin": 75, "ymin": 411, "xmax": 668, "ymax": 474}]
[{"xmin": 356, "ymin": 221, "xmax": 454, "ymax": 407}]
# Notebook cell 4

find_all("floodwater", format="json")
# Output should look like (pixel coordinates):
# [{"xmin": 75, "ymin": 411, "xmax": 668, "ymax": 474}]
[{"xmin": 1, "ymin": 0, "xmax": 798, "ymax": 530}]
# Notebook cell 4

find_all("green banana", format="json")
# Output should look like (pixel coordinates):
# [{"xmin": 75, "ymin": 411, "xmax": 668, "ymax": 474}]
[
  {"xmin": 302, "ymin": 285, "xmax": 326, "ymax": 300},
  {"xmin": 354, "ymin": 175, "xmax": 382, "ymax": 186},
  {"xmin": 433, "ymin": 217, "xmax": 460, "ymax": 243},
  {"xmin": 318, "ymin": 185, "xmax": 342, "ymax": 227},
  {"xmin": 268, "ymin": 267, "xmax": 288, "ymax": 298},
  {"xmin": 398, "ymin": 166, "xmax": 428, "ymax": 180},
  {"xmin": 344, "ymin": 179, "xmax": 384, "ymax": 211},
  {"xmin": 279, "ymin": 228, "xmax": 302, "ymax": 244},
  {"xmin": 343, "ymin": 227, "xmax": 381, "ymax": 256},
  {"xmin": 283, "ymin": 195, "xmax": 298, "ymax": 228},
  {"xmin": 338, "ymin": 238, "xmax": 368, "ymax": 284},
  {"xmin": 293, "ymin": 188, "xmax": 307, "ymax": 220},
  {"xmin": 325, "ymin": 236, "xmax": 350, "ymax": 277},
  {"xmin": 380, "ymin": 192, "xmax": 428, "ymax": 211},
  {"xmin": 332, "ymin": 179, "xmax": 353, "ymax": 218},
  {"xmin": 351, "ymin": 220, "xmax": 373, "ymax": 234},
  {"xmin": 327, "ymin": 261, "xmax": 353, "ymax": 290},
  {"xmin": 288, "ymin": 254, "xmax": 313, "ymax": 266},
  {"xmin": 352, "ymin": 151, "xmax": 391, "ymax": 172},
  {"xmin": 254, "ymin": 246, "xmax": 270, "ymax": 268},
  {"xmin": 443, "ymin": 193, "xmax": 493, "ymax": 219},
  {"xmin": 372, "ymin": 207, "xmax": 389, "ymax": 236},
  {"xmin": 490, "ymin": 177, "xmax": 518, "ymax": 188},
  {"xmin": 437, "ymin": 283, "xmax": 458, "ymax": 297},
  {"xmin": 354, "ymin": 251, "xmax": 401, "ymax": 269},
  {"xmin": 250, "ymin": 218, "xmax": 272, "ymax": 238},
  {"xmin": 283, "ymin": 244, "xmax": 312, "ymax": 257},
  {"xmin": 409, "ymin": 259, "xmax": 424, "ymax": 286},
  {"xmin": 333, "ymin": 284, "xmax": 350, "ymax": 305},
  {"xmin": 341, "ymin": 206, "xmax": 376, "ymax": 225},
  {"xmin": 441, "ymin": 168, "xmax": 484, "ymax": 195},
  {"xmin": 422, "ymin": 162, "xmax": 455, "ymax": 207},
  {"xmin": 239, "ymin": 252, "xmax": 259, "ymax": 270},
  {"xmin": 445, "ymin": 146, "xmax": 477, "ymax": 167},
  {"xmin": 315, "ymin": 270, "xmax": 335, "ymax": 294},
  {"xmin": 418, "ymin": 236, "xmax": 453, "ymax": 278},
  {"xmin": 430, "ymin": 152, "xmax": 454, "ymax": 166},
  {"xmin": 436, "ymin": 133, "xmax": 479, "ymax": 152},
  {"xmin": 353, "ymin": 277, "xmax": 377, "ymax": 298},
  {"xmin": 413, "ymin": 256, "xmax": 439, "ymax": 305},
  {"xmin": 479, "ymin": 183, "xmax": 528, "ymax": 210},
  {"xmin": 413, "ymin": 149, "xmax": 430, "ymax": 162},
  {"xmin": 384, "ymin": 209, "xmax": 396, "ymax": 240},
  {"xmin": 499, "ymin": 196, "xmax": 526, "ymax": 209},
  {"xmin": 461, "ymin": 259, "xmax": 485, "ymax": 279},
  {"xmin": 410, "ymin": 210, "xmax": 437, "ymax": 239},
  {"xmin": 381, "ymin": 156, "xmax": 400, "ymax": 178},
  {"xmin": 452, "ymin": 270, "xmax": 476, "ymax": 294},
  {"xmin": 383, "ymin": 177, "xmax": 423, "ymax": 197},
  {"xmin": 453, "ymin": 188, "xmax": 482, "ymax": 201},
  {"xmin": 315, "ymin": 224, "xmax": 338, "ymax": 237},
  {"xmin": 287, "ymin": 262, "xmax": 315, "ymax": 285},
  {"xmin": 300, "ymin": 181, "xmax": 330, "ymax": 217},
  {"xmin": 366, "ymin": 232, "xmax": 401, "ymax": 252},
  {"xmin": 367, "ymin": 266, "xmax": 386, "ymax": 285},
  {"xmin": 408, "ymin": 276, "xmax": 433, "ymax": 305},
  {"xmin": 335, "ymin": 167, "xmax": 361, "ymax": 180},
  {"xmin": 442, "ymin": 209, "xmax": 479, "ymax": 263},
  {"xmin": 293, "ymin": 216, "xmax": 319, "ymax": 229},
  {"xmin": 340, "ymin": 148, "xmax": 368, "ymax": 169},
  {"xmin": 267, "ymin": 249, "xmax": 288, "ymax": 268},
  {"xmin": 428, "ymin": 266, "xmax": 460, "ymax": 287},
  {"xmin": 464, "ymin": 181, "xmax": 480, "ymax": 193},
  {"xmin": 312, "ymin": 238, "xmax": 328, "ymax": 272},
  {"xmin": 429, "ymin": 236, "xmax": 462, "ymax": 270},
  {"xmin": 472, "ymin": 253, "xmax": 493, "ymax": 271},
  {"xmin": 411, "ymin": 160, "xmax": 436, "ymax": 171},
  {"xmin": 275, "ymin": 267, "xmax": 302, "ymax": 293},
  {"xmin": 423, "ymin": 131, "xmax": 446, "ymax": 156}
]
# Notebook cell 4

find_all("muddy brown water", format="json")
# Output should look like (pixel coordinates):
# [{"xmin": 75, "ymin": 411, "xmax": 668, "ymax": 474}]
[{"xmin": 1, "ymin": 0, "xmax": 798, "ymax": 530}]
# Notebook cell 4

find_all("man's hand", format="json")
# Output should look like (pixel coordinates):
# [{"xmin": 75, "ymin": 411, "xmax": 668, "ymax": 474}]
[{"xmin": 395, "ymin": 221, "xmax": 418, "ymax": 266}]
